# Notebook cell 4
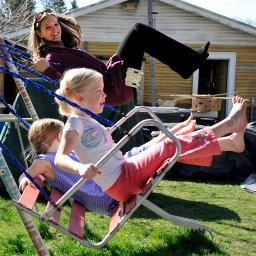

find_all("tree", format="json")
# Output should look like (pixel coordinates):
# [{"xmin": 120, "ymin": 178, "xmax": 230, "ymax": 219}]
[
  {"xmin": 70, "ymin": 0, "xmax": 78, "ymax": 11},
  {"xmin": 41, "ymin": 0, "xmax": 67, "ymax": 13},
  {"xmin": 0, "ymin": 0, "xmax": 35, "ymax": 39},
  {"xmin": 6, "ymin": 0, "xmax": 35, "ymax": 12}
]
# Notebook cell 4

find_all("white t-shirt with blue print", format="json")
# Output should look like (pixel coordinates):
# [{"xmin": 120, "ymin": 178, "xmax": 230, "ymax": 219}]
[{"xmin": 64, "ymin": 115, "xmax": 125, "ymax": 191}]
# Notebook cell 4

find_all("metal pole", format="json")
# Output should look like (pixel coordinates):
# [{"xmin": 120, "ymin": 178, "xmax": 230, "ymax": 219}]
[
  {"xmin": 0, "ymin": 58, "xmax": 4, "ymax": 101},
  {"xmin": 147, "ymin": 0, "xmax": 157, "ymax": 107},
  {"xmin": 250, "ymin": 97, "xmax": 254, "ymax": 122},
  {"xmin": 0, "ymin": 149, "xmax": 49, "ymax": 256},
  {"xmin": 5, "ymin": 52, "xmax": 39, "ymax": 121}
]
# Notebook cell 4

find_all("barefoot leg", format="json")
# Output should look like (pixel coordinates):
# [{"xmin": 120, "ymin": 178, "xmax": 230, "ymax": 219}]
[
  {"xmin": 210, "ymin": 96, "xmax": 247, "ymax": 138},
  {"xmin": 175, "ymin": 119, "xmax": 196, "ymax": 135},
  {"xmin": 169, "ymin": 115, "xmax": 193, "ymax": 134},
  {"xmin": 217, "ymin": 130, "xmax": 245, "ymax": 153},
  {"xmin": 150, "ymin": 116, "xmax": 195, "ymax": 145}
]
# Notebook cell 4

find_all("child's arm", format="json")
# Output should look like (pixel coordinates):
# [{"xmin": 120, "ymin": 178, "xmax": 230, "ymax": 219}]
[
  {"xmin": 55, "ymin": 130, "xmax": 100, "ymax": 179},
  {"xmin": 18, "ymin": 159, "xmax": 55, "ymax": 192}
]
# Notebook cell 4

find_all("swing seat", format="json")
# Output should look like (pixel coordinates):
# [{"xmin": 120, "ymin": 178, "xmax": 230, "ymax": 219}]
[
  {"xmin": 17, "ymin": 175, "xmax": 86, "ymax": 239},
  {"xmin": 13, "ymin": 107, "xmax": 211, "ymax": 248},
  {"xmin": 14, "ymin": 173, "xmax": 162, "ymax": 245},
  {"xmin": 125, "ymin": 67, "xmax": 144, "ymax": 88},
  {"xmin": 14, "ymin": 157, "xmax": 210, "ymax": 248},
  {"xmin": 15, "ymin": 164, "xmax": 169, "ymax": 241}
]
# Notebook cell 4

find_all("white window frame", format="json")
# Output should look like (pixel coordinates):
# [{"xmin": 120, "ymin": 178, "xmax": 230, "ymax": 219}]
[{"xmin": 192, "ymin": 52, "xmax": 237, "ymax": 116}]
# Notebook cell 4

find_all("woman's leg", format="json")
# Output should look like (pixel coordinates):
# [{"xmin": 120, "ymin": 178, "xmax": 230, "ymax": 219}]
[{"xmin": 116, "ymin": 23, "xmax": 210, "ymax": 79}]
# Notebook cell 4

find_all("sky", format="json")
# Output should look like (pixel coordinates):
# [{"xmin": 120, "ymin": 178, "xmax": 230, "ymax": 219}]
[{"xmin": 73, "ymin": 0, "xmax": 256, "ymax": 26}]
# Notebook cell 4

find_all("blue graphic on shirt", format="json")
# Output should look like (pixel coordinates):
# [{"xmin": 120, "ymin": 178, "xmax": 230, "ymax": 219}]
[
  {"xmin": 81, "ymin": 124, "xmax": 104, "ymax": 148},
  {"xmin": 80, "ymin": 120, "xmax": 124, "ymax": 161}
]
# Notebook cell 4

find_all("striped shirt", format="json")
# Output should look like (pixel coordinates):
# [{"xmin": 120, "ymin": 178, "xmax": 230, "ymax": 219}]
[{"xmin": 34, "ymin": 152, "xmax": 117, "ymax": 215}]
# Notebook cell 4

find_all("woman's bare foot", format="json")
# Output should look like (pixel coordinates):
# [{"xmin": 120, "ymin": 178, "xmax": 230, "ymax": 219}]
[{"xmin": 175, "ymin": 119, "xmax": 196, "ymax": 135}]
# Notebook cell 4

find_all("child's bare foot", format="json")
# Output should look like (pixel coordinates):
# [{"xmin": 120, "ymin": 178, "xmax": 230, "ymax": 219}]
[
  {"xmin": 217, "ymin": 127, "xmax": 246, "ymax": 153},
  {"xmin": 170, "ymin": 115, "xmax": 193, "ymax": 134},
  {"xmin": 226, "ymin": 96, "xmax": 247, "ymax": 133},
  {"xmin": 175, "ymin": 120, "xmax": 196, "ymax": 135},
  {"xmin": 228, "ymin": 131, "xmax": 245, "ymax": 153}
]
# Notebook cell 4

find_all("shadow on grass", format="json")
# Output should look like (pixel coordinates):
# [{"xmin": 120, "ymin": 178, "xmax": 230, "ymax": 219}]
[
  {"xmin": 215, "ymin": 221, "xmax": 256, "ymax": 234},
  {"xmin": 0, "ymin": 189, "xmax": 12, "ymax": 198},
  {"xmin": 4, "ymin": 234, "xmax": 34, "ymax": 255},
  {"xmin": 108, "ymin": 230, "xmax": 225, "ymax": 256},
  {"xmin": 145, "ymin": 230, "xmax": 224, "ymax": 256},
  {"xmin": 133, "ymin": 192, "xmax": 240, "ymax": 222},
  {"xmin": 166, "ymin": 175, "xmax": 241, "ymax": 185}
]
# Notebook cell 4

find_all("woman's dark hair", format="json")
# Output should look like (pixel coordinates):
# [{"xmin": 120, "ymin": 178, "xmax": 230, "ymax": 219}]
[{"xmin": 28, "ymin": 12, "xmax": 81, "ymax": 59}]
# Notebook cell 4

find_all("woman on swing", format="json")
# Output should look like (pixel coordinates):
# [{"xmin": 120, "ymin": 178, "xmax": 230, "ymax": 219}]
[
  {"xmin": 29, "ymin": 10, "xmax": 210, "ymax": 107},
  {"xmin": 28, "ymin": 10, "xmax": 210, "ymax": 151}
]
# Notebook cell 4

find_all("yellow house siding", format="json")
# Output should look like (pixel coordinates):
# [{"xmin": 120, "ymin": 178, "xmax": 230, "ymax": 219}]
[
  {"xmin": 80, "ymin": 0, "xmax": 256, "ymax": 109},
  {"xmin": 76, "ymin": 0, "xmax": 256, "ymax": 45},
  {"xmin": 144, "ymin": 44, "xmax": 256, "ymax": 107},
  {"xmin": 208, "ymin": 45, "xmax": 256, "ymax": 100},
  {"xmin": 87, "ymin": 41, "xmax": 194, "ymax": 105},
  {"xmin": 4, "ymin": 0, "xmax": 256, "ymax": 118},
  {"xmin": 86, "ymin": 42, "xmax": 118, "ymax": 56},
  {"xmin": 87, "ymin": 42, "xmax": 256, "ymax": 108},
  {"xmin": 143, "ymin": 57, "xmax": 192, "ymax": 104}
]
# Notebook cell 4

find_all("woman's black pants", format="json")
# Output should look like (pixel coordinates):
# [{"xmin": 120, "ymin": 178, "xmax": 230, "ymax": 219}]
[{"xmin": 116, "ymin": 23, "xmax": 208, "ymax": 79}]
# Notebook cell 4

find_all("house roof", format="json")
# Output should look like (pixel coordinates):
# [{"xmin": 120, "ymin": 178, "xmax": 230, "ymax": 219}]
[
  {"xmin": 160, "ymin": 0, "xmax": 256, "ymax": 36},
  {"xmin": 67, "ymin": 0, "xmax": 256, "ymax": 36},
  {"xmin": 66, "ymin": 0, "xmax": 125, "ymax": 16},
  {"xmin": 7, "ymin": 0, "xmax": 256, "ymax": 39}
]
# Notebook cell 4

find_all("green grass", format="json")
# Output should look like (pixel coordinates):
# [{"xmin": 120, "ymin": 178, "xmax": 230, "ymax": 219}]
[{"xmin": 0, "ymin": 178, "xmax": 255, "ymax": 256}]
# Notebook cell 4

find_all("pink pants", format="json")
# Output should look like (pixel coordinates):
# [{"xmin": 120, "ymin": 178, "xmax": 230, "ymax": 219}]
[{"xmin": 107, "ymin": 128, "xmax": 221, "ymax": 202}]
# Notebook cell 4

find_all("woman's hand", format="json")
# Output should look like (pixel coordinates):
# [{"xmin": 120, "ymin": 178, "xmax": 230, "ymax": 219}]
[
  {"xmin": 77, "ymin": 163, "xmax": 100, "ymax": 179},
  {"xmin": 34, "ymin": 58, "xmax": 50, "ymax": 72},
  {"xmin": 18, "ymin": 174, "xmax": 30, "ymax": 192}
]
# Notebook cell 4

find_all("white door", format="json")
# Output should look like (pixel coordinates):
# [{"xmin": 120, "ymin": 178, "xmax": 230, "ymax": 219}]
[{"xmin": 192, "ymin": 52, "xmax": 237, "ymax": 117}]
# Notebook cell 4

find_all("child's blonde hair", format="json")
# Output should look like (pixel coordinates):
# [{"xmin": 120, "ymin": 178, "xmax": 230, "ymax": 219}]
[
  {"xmin": 55, "ymin": 68, "xmax": 102, "ymax": 116},
  {"xmin": 28, "ymin": 118, "xmax": 64, "ymax": 155}
]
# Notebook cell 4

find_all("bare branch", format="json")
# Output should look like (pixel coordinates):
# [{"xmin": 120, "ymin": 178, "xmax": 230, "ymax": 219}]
[{"xmin": 0, "ymin": 0, "xmax": 35, "ymax": 42}]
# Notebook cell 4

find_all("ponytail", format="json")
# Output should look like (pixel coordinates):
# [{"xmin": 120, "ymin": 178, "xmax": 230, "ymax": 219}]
[{"xmin": 55, "ymin": 87, "xmax": 73, "ymax": 116}]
